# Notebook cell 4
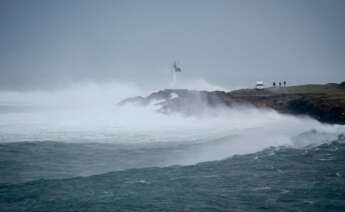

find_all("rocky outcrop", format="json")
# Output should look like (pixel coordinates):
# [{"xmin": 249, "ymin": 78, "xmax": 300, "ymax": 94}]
[{"xmin": 119, "ymin": 83, "xmax": 345, "ymax": 125}]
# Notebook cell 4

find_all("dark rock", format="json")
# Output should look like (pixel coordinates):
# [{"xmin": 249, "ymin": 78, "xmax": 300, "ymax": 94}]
[
  {"xmin": 339, "ymin": 81, "xmax": 345, "ymax": 88},
  {"xmin": 119, "ymin": 84, "xmax": 345, "ymax": 125}
]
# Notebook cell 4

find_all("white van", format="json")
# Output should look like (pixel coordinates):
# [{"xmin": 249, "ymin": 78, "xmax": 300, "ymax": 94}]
[{"xmin": 256, "ymin": 81, "xmax": 264, "ymax": 90}]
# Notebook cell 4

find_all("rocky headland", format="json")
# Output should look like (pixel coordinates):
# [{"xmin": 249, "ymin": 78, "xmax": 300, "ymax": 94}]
[{"xmin": 119, "ymin": 82, "xmax": 345, "ymax": 125}]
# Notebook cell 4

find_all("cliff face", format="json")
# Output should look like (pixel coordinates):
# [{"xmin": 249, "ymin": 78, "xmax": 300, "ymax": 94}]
[
  {"xmin": 119, "ymin": 83, "xmax": 345, "ymax": 125},
  {"xmin": 228, "ymin": 86, "xmax": 345, "ymax": 125}
]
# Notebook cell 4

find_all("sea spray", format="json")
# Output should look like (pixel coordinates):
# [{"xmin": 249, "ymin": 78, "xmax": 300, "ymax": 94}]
[{"xmin": 1, "ymin": 81, "xmax": 345, "ymax": 185}]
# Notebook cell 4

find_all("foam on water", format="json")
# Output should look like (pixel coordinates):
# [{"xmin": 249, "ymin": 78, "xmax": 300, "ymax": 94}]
[
  {"xmin": 1, "ymin": 81, "xmax": 345, "ymax": 211},
  {"xmin": 0, "ymin": 81, "xmax": 344, "ymax": 164},
  {"xmin": 1, "ymin": 137, "xmax": 345, "ymax": 211}
]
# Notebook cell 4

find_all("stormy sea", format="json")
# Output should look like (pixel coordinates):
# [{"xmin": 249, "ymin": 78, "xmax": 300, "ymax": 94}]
[{"xmin": 1, "ymin": 83, "xmax": 345, "ymax": 211}]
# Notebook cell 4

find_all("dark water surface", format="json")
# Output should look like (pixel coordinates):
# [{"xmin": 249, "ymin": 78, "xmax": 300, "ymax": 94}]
[{"xmin": 1, "ymin": 136, "xmax": 345, "ymax": 211}]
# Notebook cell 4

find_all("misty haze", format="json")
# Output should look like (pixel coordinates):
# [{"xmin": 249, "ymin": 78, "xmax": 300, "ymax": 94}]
[{"xmin": 1, "ymin": 1, "xmax": 345, "ymax": 211}]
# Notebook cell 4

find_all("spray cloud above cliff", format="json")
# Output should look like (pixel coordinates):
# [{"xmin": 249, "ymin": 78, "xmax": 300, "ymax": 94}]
[{"xmin": 0, "ymin": 81, "xmax": 343, "ymax": 163}]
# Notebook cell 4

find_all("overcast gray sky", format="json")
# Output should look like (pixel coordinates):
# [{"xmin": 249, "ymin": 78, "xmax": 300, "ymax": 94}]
[{"xmin": 1, "ymin": 0, "xmax": 345, "ymax": 91}]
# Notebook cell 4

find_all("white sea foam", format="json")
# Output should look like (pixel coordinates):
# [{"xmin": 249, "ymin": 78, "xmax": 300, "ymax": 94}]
[{"xmin": 0, "ymin": 80, "xmax": 344, "ymax": 164}]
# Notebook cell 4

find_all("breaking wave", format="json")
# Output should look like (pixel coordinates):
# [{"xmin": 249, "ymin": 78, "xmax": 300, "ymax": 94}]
[{"xmin": 0, "ymin": 81, "xmax": 344, "ymax": 183}]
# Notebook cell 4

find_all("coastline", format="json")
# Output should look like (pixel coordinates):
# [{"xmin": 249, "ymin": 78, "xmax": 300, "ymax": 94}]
[{"xmin": 119, "ymin": 82, "xmax": 345, "ymax": 125}]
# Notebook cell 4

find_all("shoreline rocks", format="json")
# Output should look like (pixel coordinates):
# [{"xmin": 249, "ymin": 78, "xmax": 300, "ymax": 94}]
[{"xmin": 119, "ymin": 83, "xmax": 345, "ymax": 125}]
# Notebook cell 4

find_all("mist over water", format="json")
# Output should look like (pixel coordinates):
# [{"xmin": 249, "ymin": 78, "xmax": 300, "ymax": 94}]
[
  {"xmin": 1, "ymin": 81, "xmax": 343, "ymax": 156},
  {"xmin": 1, "ymin": 79, "xmax": 345, "ymax": 204},
  {"xmin": 1, "ymin": 1, "xmax": 345, "ymax": 209}
]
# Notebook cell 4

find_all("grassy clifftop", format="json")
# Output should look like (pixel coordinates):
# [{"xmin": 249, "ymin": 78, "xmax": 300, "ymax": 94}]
[
  {"xmin": 228, "ymin": 83, "xmax": 345, "ymax": 124},
  {"xmin": 230, "ymin": 83, "xmax": 345, "ymax": 96},
  {"xmin": 287, "ymin": 83, "xmax": 345, "ymax": 94},
  {"xmin": 119, "ymin": 82, "xmax": 345, "ymax": 125}
]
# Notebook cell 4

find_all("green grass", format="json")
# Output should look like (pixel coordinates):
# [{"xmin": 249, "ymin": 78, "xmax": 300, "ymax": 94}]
[
  {"xmin": 285, "ymin": 84, "xmax": 345, "ymax": 105},
  {"xmin": 287, "ymin": 84, "xmax": 345, "ymax": 95},
  {"xmin": 230, "ymin": 83, "xmax": 345, "ymax": 104}
]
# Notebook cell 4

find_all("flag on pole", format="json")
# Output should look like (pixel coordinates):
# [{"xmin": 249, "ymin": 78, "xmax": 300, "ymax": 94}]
[{"xmin": 173, "ymin": 62, "xmax": 182, "ymax": 72}]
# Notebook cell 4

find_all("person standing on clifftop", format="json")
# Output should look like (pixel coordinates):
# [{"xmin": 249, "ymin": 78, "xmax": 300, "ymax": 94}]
[
  {"xmin": 279, "ymin": 82, "xmax": 282, "ymax": 88},
  {"xmin": 273, "ymin": 81, "xmax": 276, "ymax": 88},
  {"xmin": 284, "ymin": 81, "xmax": 286, "ymax": 87}
]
